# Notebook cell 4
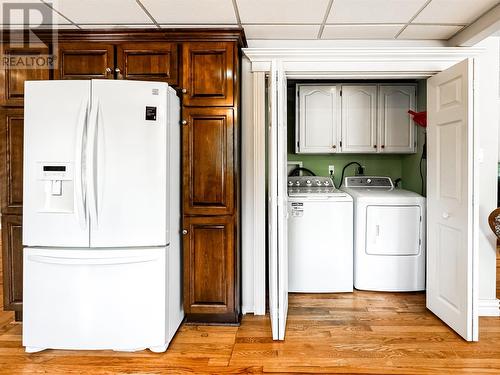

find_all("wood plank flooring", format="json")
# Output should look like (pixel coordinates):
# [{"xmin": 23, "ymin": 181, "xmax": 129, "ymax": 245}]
[{"xmin": 1, "ymin": 245, "xmax": 500, "ymax": 373}]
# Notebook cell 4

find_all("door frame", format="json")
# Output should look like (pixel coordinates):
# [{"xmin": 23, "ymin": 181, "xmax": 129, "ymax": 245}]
[{"xmin": 241, "ymin": 44, "xmax": 499, "ymax": 321}]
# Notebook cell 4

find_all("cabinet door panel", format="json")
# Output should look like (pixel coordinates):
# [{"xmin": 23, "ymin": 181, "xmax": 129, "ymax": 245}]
[
  {"xmin": 183, "ymin": 108, "xmax": 234, "ymax": 215},
  {"xmin": 182, "ymin": 42, "xmax": 234, "ymax": 106},
  {"xmin": 183, "ymin": 216, "xmax": 234, "ymax": 316},
  {"xmin": 0, "ymin": 109, "xmax": 23, "ymax": 214},
  {"xmin": 117, "ymin": 42, "xmax": 179, "ymax": 86},
  {"xmin": 1, "ymin": 214, "xmax": 23, "ymax": 311},
  {"xmin": 0, "ymin": 46, "xmax": 49, "ymax": 106},
  {"xmin": 341, "ymin": 85, "xmax": 377, "ymax": 153},
  {"xmin": 297, "ymin": 85, "xmax": 339, "ymax": 153},
  {"xmin": 54, "ymin": 43, "xmax": 114, "ymax": 80},
  {"xmin": 378, "ymin": 85, "xmax": 416, "ymax": 153}
]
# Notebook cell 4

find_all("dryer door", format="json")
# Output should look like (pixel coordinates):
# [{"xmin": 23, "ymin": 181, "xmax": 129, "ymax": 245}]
[{"xmin": 365, "ymin": 205, "xmax": 422, "ymax": 256}]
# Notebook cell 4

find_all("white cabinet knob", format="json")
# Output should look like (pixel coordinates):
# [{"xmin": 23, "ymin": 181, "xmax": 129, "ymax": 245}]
[{"xmin": 182, "ymin": 229, "xmax": 188, "ymax": 235}]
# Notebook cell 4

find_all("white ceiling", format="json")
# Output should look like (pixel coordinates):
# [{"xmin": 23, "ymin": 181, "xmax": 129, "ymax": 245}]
[{"xmin": 0, "ymin": 0, "xmax": 498, "ymax": 41}]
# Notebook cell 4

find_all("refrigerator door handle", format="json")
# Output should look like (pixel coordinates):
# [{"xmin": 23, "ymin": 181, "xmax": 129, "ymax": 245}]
[
  {"xmin": 87, "ymin": 98, "xmax": 99, "ymax": 229},
  {"xmin": 28, "ymin": 254, "xmax": 160, "ymax": 266},
  {"xmin": 74, "ymin": 99, "xmax": 88, "ymax": 230}
]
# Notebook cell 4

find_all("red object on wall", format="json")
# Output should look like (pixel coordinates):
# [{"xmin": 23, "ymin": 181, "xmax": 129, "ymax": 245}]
[{"xmin": 408, "ymin": 110, "xmax": 427, "ymax": 128}]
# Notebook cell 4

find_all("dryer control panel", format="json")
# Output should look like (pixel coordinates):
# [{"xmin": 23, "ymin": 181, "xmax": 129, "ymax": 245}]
[{"xmin": 344, "ymin": 176, "xmax": 393, "ymax": 188}]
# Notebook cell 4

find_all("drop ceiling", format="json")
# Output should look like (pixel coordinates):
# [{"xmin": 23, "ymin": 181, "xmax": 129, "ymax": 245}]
[{"xmin": 1, "ymin": 0, "xmax": 498, "ymax": 41}]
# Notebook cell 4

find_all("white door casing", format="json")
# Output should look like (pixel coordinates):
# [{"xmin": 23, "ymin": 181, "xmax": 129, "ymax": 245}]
[
  {"xmin": 426, "ymin": 58, "xmax": 478, "ymax": 341},
  {"xmin": 341, "ymin": 85, "xmax": 377, "ymax": 153},
  {"xmin": 268, "ymin": 60, "xmax": 289, "ymax": 340}
]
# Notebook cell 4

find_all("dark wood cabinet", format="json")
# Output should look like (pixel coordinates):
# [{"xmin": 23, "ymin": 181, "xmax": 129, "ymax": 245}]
[
  {"xmin": 1, "ymin": 214, "xmax": 23, "ymax": 312},
  {"xmin": 182, "ymin": 42, "xmax": 235, "ymax": 106},
  {"xmin": 116, "ymin": 42, "xmax": 179, "ymax": 86},
  {"xmin": 182, "ymin": 107, "xmax": 234, "ymax": 216},
  {"xmin": 0, "ymin": 29, "xmax": 244, "ymax": 324},
  {"xmin": 183, "ymin": 215, "xmax": 237, "ymax": 322},
  {"xmin": 0, "ymin": 109, "xmax": 24, "ymax": 215},
  {"xmin": 0, "ymin": 46, "xmax": 50, "ymax": 106},
  {"xmin": 54, "ymin": 43, "xmax": 115, "ymax": 80}
]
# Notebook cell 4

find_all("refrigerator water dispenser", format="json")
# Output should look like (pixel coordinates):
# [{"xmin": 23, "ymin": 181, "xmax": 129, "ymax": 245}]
[{"xmin": 37, "ymin": 162, "xmax": 74, "ymax": 213}]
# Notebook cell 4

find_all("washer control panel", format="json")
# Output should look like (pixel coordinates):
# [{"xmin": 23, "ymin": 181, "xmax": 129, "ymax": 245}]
[
  {"xmin": 344, "ymin": 176, "xmax": 393, "ymax": 188},
  {"xmin": 287, "ymin": 176, "xmax": 333, "ymax": 188}
]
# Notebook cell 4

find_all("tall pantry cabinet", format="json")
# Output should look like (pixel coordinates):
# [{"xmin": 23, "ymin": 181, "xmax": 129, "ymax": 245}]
[{"xmin": 0, "ymin": 29, "xmax": 245, "ymax": 324}]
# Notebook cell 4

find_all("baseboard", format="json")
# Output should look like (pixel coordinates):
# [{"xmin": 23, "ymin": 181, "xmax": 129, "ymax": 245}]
[
  {"xmin": 479, "ymin": 298, "xmax": 500, "ymax": 316},
  {"xmin": 242, "ymin": 305, "xmax": 254, "ymax": 315}
]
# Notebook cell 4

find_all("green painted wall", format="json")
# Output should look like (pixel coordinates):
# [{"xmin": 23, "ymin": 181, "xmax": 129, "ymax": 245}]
[{"xmin": 287, "ymin": 81, "xmax": 427, "ymax": 193}]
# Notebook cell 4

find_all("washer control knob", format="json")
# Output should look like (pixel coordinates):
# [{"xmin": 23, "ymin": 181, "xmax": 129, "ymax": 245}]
[
  {"xmin": 296, "ymin": 181, "xmax": 300, "ymax": 186},
  {"xmin": 316, "ymin": 180, "xmax": 321, "ymax": 186},
  {"xmin": 306, "ymin": 180, "xmax": 311, "ymax": 185},
  {"xmin": 367, "ymin": 178, "xmax": 372, "ymax": 184},
  {"xmin": 324, "ymin": 181, "xmax": 329, "ymax": 186},
  {"xmin": 288, "ymin": 181, "xmax": 293, "ymax": 186}
]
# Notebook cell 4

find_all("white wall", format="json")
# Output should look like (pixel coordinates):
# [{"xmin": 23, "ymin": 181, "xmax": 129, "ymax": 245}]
[{"xmin": 475, "ymin": 37, "xmax": 500, "ymax": 315}]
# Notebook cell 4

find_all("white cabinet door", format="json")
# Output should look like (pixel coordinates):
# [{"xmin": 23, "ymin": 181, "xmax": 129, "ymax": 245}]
[
  {"xmin": 378, "ymin": 85, "xmax": 416, "ymax": 153},
  {"xmin": 426, "ymin": 59, "xmax": 478, "ymax": 341},
  {"xmin": 297, "ymin": 85, "xmax": 339, "ymax": 153},
  {"xmin": 341, "ymin": 85, "xmax": 377, "ymax": 153}
]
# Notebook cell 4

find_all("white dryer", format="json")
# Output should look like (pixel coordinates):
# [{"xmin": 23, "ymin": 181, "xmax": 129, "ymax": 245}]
[{"xmin": 341, "ymin": 176, "xmax": 426, "ymax": 292}]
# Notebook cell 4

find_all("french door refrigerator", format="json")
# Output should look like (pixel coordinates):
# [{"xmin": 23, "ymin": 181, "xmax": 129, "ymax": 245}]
[{"xmin": 22, "ymin": 79, "xmax": 183, "ymax": 353}]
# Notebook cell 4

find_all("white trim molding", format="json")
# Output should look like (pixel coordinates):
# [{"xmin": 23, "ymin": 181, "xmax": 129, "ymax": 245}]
[{"xmin": 479, "ymin": 299, "xmax": 500, "ymax": 317}]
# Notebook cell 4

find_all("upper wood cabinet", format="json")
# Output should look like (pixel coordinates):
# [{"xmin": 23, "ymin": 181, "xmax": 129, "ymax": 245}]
[
  {"xmin": 182, "ymin": 107, "xmax": 234, "ymax": 215},
  {"xmin": 0, "ymin": 109, "xmax": 23, "ymax": 214},
  {"xmin": 182, "ymin": 42, "xmax": 235, "ymax": 106},
  {"xmin": 341, "ymin": 85, "xmax": 378, "ymax": 153},
  {"xmin": 54, "ymin": 43, "xmax": 115, "ymax": 80},
  {"xmin": 0, "ymin": 45, "xmax": 49, "ymax": 106},
  {"xmin": 378, "ymin": 85, "xmax": 416, "ymax": 153},
  {"xmin": 116, "ymin": 42, "xmax": 179, "ymax": 86},
  {"xmin": 1, "ymin": 214, "xmax": 23, "ymax": 312},
  {"xmin": 183, "ymin": 215, "xmax": 237, "ymax": 321},
  {"xmin": 296, "ymin": 84, "xmax": 339, "ymax": 153}
]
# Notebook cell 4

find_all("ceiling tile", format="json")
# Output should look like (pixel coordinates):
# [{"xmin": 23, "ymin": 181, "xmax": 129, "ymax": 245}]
[
  {"xmin": 0, "ymin": 0, "xmax": 70, "ymax": 25},
  {"xmin": 398, "ymin": 24, "xmax": 463, "ymax": 40},
  {"xmin": 237, "ymin": 0, "xmax": 330, "ymax": 24},
  {"xmin": 322, "ymin": 24, "xmax": 403, "ymax": 39},
  {"xmin": 52, "ymin": 0, "xmax": 152, "ymax": 24},
  {"xmin": 243, "ymin": 24, "xmax": 321, "ymax": 39},
  {"xmin": 140, "ymin": 0, "xmax": 237, "ymax": 24},
  {"xmin": 327, "ymin": 0, "xmax": 428, "ymax": 24},
  {"xmin": 414, "ymin": 0, "xmax": 498, "ymax": 24}
]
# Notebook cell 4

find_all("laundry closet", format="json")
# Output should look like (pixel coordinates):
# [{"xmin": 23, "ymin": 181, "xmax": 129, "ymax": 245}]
[{"xmin": 286, "ymin": 80, "xmax": 427, "ymax": 296}]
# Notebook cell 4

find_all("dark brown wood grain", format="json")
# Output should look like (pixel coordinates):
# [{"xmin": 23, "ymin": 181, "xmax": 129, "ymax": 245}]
[
  {"xmin": 182, "ymin": 107, "xmax": 234, "ymax": 216},
  {"xmin": 183, "ymin": 215, "xmax": 238, "ymax": 323},
  {"xmin": 0, "ymin": 45, "xmax": 49, "ymax": 106},
  {"xmin": 54, "ymin": 43, "xmax": 115, "ymax": 80},
  {"xmin": 0, "ymin": 109, "xmax": 23, "ymax": 215},
  {"xmin": 1, "ymin": 214, "xmax": 23, "ymax": 312},
  {"xmin": 181, "ymin": 42, "xmax": 235, "ymax": 106},
  {"xmin": 116, "ymin": 42, "xmax": 179, "ymax": 86}
]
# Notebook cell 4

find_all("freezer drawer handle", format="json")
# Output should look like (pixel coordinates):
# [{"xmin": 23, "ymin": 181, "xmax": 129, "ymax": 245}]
[{"xmin": 28, "ymin": 254, "xmax": 159, "ymax": 266}]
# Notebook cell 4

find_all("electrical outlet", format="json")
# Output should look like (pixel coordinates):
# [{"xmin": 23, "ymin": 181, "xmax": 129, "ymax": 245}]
[{"xmin": 328, "ymin": 165, "xmax": 335, "ymax": 175}]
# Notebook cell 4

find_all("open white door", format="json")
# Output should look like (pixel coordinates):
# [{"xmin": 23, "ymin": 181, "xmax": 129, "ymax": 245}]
[
  {"xmin": 427, "ymin": 59, "xmax": 478, "ymax": 341},
  {"xmin": 268, "ymin": 60, "xmax": 288, "ymax": 340}
]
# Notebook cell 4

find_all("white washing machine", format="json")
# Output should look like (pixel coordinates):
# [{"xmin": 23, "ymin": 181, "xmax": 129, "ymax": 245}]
[
  {"xmin": 288, "ymin": 176, "xmax": 353, "ymax": 293},
  {"xmin": 341, "ymin": 176, "xmax": 426, "ymax": 292}
]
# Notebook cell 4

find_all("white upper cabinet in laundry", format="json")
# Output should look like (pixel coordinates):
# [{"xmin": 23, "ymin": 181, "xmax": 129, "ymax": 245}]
[
  {"xmin": 296, "ymin": 85, "xmax": 340, "ymax": 153},
  {"xmin": 296, "ymin": 83, "xmax": 417, "ymax": 154},
  {"xmin": 340, "ymin": 85, "xmax": 378, "ymax": 153},
  {"xmin": 378, "ymin": 85, "xmax": 416, "ymax": 153}
]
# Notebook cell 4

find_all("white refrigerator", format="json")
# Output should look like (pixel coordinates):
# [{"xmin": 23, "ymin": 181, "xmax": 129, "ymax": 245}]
[{"xmin": 22, "ymin": 80, "xmax": 183, "ymax": 353}]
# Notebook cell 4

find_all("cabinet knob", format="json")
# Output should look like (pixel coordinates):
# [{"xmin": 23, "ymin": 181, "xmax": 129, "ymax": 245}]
[
  {"xmin": 105, "ymin": 67, "xmax": 112, "ymax": 74},
  {"xmin": 381, "ymin": 145, "xmax": 385, "ymax": 149},
  {"xmin": 181, "ymin": 120, "xmax": 188, "ymax": 125},
  {"xmin": 115, "ymin": 67, "xmax": 121, "ymax": 74},
  {"xmin": 332, "ymin": 145, "xmax": 336, "ymax": 149},
  {"xmin": 181, "ymin": 88, "xmax": 187, "ymax": 94},
  {"xmin": 182, "ymin": 229, "xmax": 188, "ymax": 235},
  {"xmin": 373, "ymin": 145, "xmax": 377, "ymax": 148}
]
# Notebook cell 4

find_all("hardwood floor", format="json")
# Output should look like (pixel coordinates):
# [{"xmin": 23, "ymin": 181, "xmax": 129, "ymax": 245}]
[{"xmin": 1, "ymin": 244, "xmax": 500, "ymax": 374}]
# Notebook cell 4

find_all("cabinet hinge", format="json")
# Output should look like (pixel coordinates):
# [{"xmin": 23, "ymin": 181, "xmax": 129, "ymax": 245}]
[
  {"xmin": 420, "ymin": 216, "xmax": 422, "ymax": 222},
  {"xmin": 340, "ymin": 90, "xmax": 342, "ymax": 97},
  {"xmin": 419, "ymin": 239, "xmax": 422, "ymax": 245},
  {"xmin": 297, "ymin": 141, "xmax": 300, "ymax": 148},
  {"xmin": 340, "ymin": 140, "xmax": 342, "ymax": 147}
]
